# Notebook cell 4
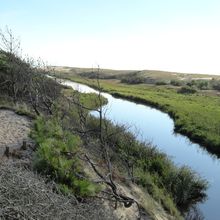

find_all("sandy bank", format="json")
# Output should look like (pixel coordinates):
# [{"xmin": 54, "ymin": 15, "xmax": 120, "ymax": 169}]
[{"xmin": 0, "ymin": 110, "xmax": 31, "ymax": 157}]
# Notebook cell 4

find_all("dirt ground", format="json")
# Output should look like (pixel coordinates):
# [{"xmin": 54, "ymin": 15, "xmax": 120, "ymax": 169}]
[{"xmin": 0, "ymin": 110, "xmax": 31, "ymax": 157}]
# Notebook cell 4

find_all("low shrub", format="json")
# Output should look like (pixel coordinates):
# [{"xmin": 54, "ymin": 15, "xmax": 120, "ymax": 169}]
[
  {"xmin": 32, "ymin": 116, "xmax": 100, "ymax": 197},
  {"xmin": 166, "ymin": 166, "xmax": 207, "ymax": 211},
  {"xmin": 178, "ymin": 86, "xmax": 197, "ymax": 94},
  {"xmin": 155, "ymin": 81, "xmax": 168, "ymax": 85},
  {"xmin": 211, "ymin": 80, "xmax": 220, "ymax": 91},
  {"xmin": 170, "ymin": 80, "xmax": 184, "ymax": 86},
  {"xmin": 121, "ymin": 76, "xmax": 145, "ymax": 84}
]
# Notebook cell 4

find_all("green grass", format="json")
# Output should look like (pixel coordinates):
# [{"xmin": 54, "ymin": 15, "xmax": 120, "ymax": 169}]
[
  {"xmin": 53, "ymin": 73, "xmax": 220, "ymax": 157},
  {"xmin": 62, "ymin": 87, "xmax": 107, "ymax": 108},
  {"xmin": 31, "ymin": 91, "xmax": 107, "ymax": 197},
  {"xmin": 32, "ymin": 116, "xmax": 100, "ymax": 197}
]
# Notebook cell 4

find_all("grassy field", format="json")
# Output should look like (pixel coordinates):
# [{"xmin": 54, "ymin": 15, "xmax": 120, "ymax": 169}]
[{"xmin": 52, "ymin": 69, "xmax": 220, "ymax": 157}]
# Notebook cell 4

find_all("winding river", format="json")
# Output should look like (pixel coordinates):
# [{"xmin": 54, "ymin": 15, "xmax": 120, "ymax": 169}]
[{"xmin": 63, "ymin": 79, "xmax": 220, "ymax": 220}]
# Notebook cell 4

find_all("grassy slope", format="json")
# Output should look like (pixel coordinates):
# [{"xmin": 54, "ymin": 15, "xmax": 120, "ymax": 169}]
[
  {"xmin": 53, "ymin": 72, "xmax": 220, "ymax": 157},
  {"xmin": 32, "ymin": 89, "xmax": 184, "ymax": 219}
]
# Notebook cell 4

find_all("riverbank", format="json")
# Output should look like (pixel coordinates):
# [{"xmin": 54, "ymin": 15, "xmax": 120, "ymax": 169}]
[
  {"xmin": 54, "ymin": 74, "xmax": 220, "ymax": 157},
  {"xmin": 58, "ymin": 80, "xmax": 209, "ymax": 217},
  {"xmin": 0, "ymin": 102, "xmax": 124, "ymax": 220},
  {"xmin": 0, "ymin": 82, "xmax": 208, "ymax": 219},
  {"xmin": 0, "ymin": 96, "xmax": 177, "ymax": 219},
  {"xmin": 32, "ymin": 89, "xmax": 188, "ymax": 219}
]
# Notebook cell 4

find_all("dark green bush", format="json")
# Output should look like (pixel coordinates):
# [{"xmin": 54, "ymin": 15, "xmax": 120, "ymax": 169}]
[
  {"xmin": 197, "ymin": 81, "xmax": 209, "ymax": 90},
  {"xmin": 211, "ymin": 80, "xmax": 220, "ymax": 91},
  {"xmin": 170, "ymin": 80, "xmax": 184, "ymax": 86},
  {"xmin": 155, "ymin": 81, "xmax": 168, "ymax": 85},
  {"xmin": 164, "ymin": 166, "xmax": 208, "ymax": 211},
  {"xmin": 186, "ymin": 80, "xmax": 210, "ymax": 90},
  {"xmin": 121, "ymin": 76, "xmax": 145, "ymax": 84},
  {"xmin": 178, "ymin": 86, "xmax": 197, "ymax": 94}
]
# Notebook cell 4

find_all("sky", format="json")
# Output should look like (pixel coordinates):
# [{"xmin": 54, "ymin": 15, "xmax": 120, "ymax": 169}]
[{"xmin": 0, "ymin": 0, "xmax": 220, "ymax": 74}]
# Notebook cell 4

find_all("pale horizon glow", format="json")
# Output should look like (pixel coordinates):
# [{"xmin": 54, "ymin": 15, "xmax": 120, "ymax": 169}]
[{"xmin": 1, "ymin": 0, "xmax": 220, "ymax": 74}]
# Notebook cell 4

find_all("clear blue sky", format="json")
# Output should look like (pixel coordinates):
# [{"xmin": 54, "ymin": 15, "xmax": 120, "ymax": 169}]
[{"xmin": 1, "ymin": 0, "xmax": 220, "ymax": 73}]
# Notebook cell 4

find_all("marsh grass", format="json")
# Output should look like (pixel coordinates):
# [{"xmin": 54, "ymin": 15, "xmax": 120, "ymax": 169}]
[{"xmin": 85, "ymin": 116, "xmax": 208, "ymax": 217}]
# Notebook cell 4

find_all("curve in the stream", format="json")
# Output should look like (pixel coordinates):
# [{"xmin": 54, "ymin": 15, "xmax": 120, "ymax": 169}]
[{"xmin": 63, "ymin": 79, "xmax": 220, "ymax": 220}]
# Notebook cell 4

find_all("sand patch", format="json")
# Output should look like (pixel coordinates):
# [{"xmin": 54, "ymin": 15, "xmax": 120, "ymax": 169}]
[{"xmin": 0, "ymin": 110, "xmax": 31, "ymax": 156}]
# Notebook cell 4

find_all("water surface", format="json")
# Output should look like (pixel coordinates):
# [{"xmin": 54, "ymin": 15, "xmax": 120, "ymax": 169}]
[{"xmin": 63, "ymin": 80, "xmax": 220, "ymax": 220}]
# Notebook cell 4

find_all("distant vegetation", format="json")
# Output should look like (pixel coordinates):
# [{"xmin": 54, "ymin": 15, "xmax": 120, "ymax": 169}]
[
  {"xmin": 211, "ymin": 79, "xmax": 220, "ymax": 91},
  {"xmin": 178, "ymin": 86, "xmax": 197, "ymax": 94},
  {"xmin": 53, "ymin": 66, "xmax": 220, "ymax": 91},
  {"xmin": 170, "ymin": 80, "xmax": 184, "ymax": 86},
  {"xmin": 120, "ymin": 73, "xmax": 220, "ymax": 92},
  {"xmin": 121, "ymin": 75, "xmax": 145, "ymax": 84}
]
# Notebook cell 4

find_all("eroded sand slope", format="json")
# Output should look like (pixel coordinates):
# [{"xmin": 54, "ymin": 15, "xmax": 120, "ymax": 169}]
[{"xmin": 0, "ymin": 110, "xmax": 31, "ymax": 156}]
